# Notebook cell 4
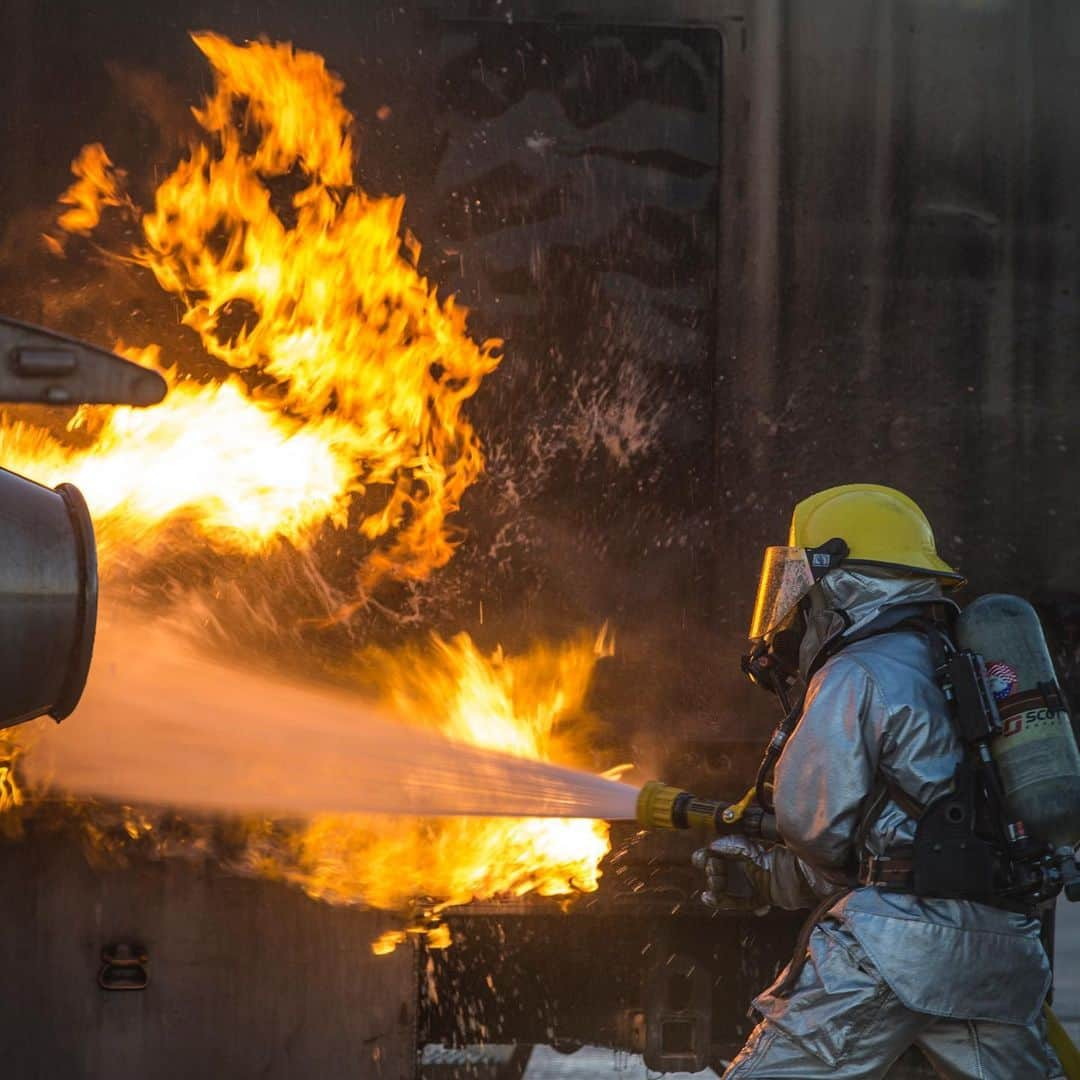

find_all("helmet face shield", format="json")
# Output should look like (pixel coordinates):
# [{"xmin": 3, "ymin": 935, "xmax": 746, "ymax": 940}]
[
  {"xmin": 748, "ymin": 547, "xmax": 816, "ymax": 642},
  {"xmin": 748, "ymin": 538, "xmax": 849, "ymax": 642}
]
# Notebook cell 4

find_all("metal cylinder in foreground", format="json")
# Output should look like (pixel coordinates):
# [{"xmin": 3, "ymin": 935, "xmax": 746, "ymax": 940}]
[
  {"xmin": 957, "ymin": 594, "xmax": 1080, "ymax": 850},
  {"xmin": 636, "ymin": 780, "xmax": 778, "ymax": 840},
  {"xmin": 0, "ymin": 468, "xmax": 98, "ymax": 729}
]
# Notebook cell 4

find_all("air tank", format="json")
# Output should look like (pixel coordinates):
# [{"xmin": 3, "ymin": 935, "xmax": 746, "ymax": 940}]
[{"xmin": 956, "ymin": 594, "xmax": 1080, "ymax": 850}]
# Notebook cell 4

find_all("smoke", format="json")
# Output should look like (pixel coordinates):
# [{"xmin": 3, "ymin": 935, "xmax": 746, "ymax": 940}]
[{"xmin": 24, "ymin": 607, "xmax": 639, "ymax": 823}]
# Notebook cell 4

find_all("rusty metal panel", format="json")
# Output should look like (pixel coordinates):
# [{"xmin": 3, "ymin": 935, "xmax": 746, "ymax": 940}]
[{"xmin": 0, "ymin": 829, "xmax": 417, "ymax": 1079}]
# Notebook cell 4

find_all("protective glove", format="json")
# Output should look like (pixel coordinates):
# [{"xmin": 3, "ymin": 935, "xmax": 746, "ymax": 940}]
[{"xmin": 691, "ymin": 835, "xmax": 773, "ymax": 914}]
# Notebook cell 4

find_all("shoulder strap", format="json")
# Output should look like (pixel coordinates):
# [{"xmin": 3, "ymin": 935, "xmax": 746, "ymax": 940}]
[
  {"xmin": 851, "ymin": 614, "xmax": 952, "ymax": 850},
  {"xmin": 884, "ymin": 779, "xmax": 927, "ymax": 821},
  {"xmin": 853, "ymin": 777, "xmax": 927, "ymax": 857}
]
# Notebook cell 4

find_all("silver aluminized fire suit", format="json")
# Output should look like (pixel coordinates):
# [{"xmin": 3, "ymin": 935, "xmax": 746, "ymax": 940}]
[{"xmin": 722, "ymin": 568, "xmax": 1062, "ymax": 1079}]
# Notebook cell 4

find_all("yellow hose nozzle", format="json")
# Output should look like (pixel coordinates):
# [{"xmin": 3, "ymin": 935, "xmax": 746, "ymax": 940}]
[
  {"xmin": 635, "ymin": 780, "xmax": 683, "ymax": 829},
  {"xmin": 636, "ymin": 780, "xmax": 778, "ymax": 840}
]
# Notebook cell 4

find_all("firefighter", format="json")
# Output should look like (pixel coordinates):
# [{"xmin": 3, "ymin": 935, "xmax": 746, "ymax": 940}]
[{"xmin": 700, "ymin": 484, "xmax": 1063, "ymax": 1078}]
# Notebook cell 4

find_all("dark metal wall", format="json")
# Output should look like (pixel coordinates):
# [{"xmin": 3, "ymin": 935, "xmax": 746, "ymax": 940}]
[
  {"xmin": 0, "ymin": 826, "xmax": 416, "ymax": 1079},
  {"xmin": 727, "ymin": 0, "xmax": 1080, "ymax": 716},
  {"xmin": 423, "ymin": 5, "xmax": 732, "ymax": 781}
]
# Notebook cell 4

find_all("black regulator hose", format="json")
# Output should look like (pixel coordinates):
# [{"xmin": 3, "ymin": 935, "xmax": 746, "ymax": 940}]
[
  {"xmin": 753, "ymin": 698, "xmax": 804, "ymax": 812},
  {"xmin": 741, "ymin": 641, "xmax": 804, "ymax": 813}
]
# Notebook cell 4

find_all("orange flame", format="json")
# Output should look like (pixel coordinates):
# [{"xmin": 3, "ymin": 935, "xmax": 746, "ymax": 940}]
[
  {"xmin": 24, "ymin": 31, "xmax": 500, "ymax": 583},
  {"xmin": 242, "ymin": 630, "xmax": 617, "ymax": 947},
  {"xmin": 0, "ymin": 346, "xmax": 360, "ymax": 556},
  {"xmin": 1, "ymin": 34, "xmax": 618, "ymax": 939},
  {"xmin": 56, "ymin": 143, "xmax": 131, "ymax": 235}
]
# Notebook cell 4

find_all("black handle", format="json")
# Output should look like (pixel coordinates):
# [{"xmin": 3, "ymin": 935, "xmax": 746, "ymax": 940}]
[{"xmin": 98, "ymin": 943, "xmax": 149, "ymax": 991}]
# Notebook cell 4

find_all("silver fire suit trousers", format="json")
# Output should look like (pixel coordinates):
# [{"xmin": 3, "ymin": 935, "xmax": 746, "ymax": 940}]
[{"xmin": 722, "ymin": 920, "xmax": 1064, "ymax": 1079}]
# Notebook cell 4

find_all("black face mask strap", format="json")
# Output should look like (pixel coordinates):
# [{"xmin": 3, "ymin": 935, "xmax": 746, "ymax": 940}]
[{"xmin": 742, "ymin": 638, "xmax": 798, "ymax": 707}]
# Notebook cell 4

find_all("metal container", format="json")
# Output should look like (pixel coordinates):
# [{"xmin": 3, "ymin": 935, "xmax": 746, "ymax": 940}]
[
  {"xmin": 0, "ymin": 469, "xmax": 96, "ymax": 728},
  {"xmin": 0, "ymin": 827, "xmax": 417, "ymax": 1080}
]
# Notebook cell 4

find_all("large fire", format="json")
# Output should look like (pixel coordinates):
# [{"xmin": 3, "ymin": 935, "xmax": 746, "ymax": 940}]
[
  {"xmin": 0, "ymin": 345, "xmax": 361, "ymax": 557},
  {"xmin": 13, "ymin": 32, "xmax": 500, "ymax": 582},
  {"xmin": 0, "ymin": 33, "xmax": 619, "ymax": 940},
  {"xmin": 245, "ymin": 630, "xmax": 618, "ymax": 952}
]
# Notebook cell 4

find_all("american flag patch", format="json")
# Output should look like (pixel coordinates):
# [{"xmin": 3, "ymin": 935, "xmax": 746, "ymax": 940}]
[{"xmin": 986, "ymin": 660, "xmax": 1018, "ymax": 702}]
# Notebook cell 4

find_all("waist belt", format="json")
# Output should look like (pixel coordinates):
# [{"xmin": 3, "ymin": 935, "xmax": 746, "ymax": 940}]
[
  {"xmin": 858, "ymin": 853, "xmax": 1038, "ymax": 916},
  {"xmin": 858, "ymin": 854, "xmax": 915, "ymax": 889}
]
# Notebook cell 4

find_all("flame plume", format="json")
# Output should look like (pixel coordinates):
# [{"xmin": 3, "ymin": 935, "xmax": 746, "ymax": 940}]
[
  {"xmin": 0, "ymin": 34, "xmax": 621, "ymax": 942},
  {"xmin": 17, "ymin": 32, "xmax": 500, "ymax": 582},
  {"xmin": 245, "ymin": 630, "xmax": 618, "ymax": 951},
  {"xmin": 0, "ymin": 346, "xmax": 361, "ymax": 556}
]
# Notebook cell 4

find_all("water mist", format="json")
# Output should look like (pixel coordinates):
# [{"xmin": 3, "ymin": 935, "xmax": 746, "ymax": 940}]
[{"xmin": 25, "ymin": 609, "xmax": 640, "ymax": 822}]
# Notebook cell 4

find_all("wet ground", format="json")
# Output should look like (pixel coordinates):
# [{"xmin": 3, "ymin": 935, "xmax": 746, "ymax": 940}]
[
  {"xmin": 524, "ymin": 1045, "xmax": 715, "ymax": 1080},
  {"xmin": 501, "ymin": 896, "xmax": 1080, "ymax": 1078}
]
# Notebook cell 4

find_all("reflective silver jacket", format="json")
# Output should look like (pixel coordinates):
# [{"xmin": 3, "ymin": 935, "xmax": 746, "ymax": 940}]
[{"xmin": 766, "ymin": 569, "xmax": 1051, "ymax": 1026}]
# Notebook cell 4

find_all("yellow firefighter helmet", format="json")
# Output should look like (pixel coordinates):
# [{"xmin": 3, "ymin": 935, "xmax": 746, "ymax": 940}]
[
  {"xmin": 791, "ymin": 483, "xmax": 962, "ymax": 579},
  {"xmin": 749, "ymin": 484, "xmax": 963, "ymax": 641}
]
